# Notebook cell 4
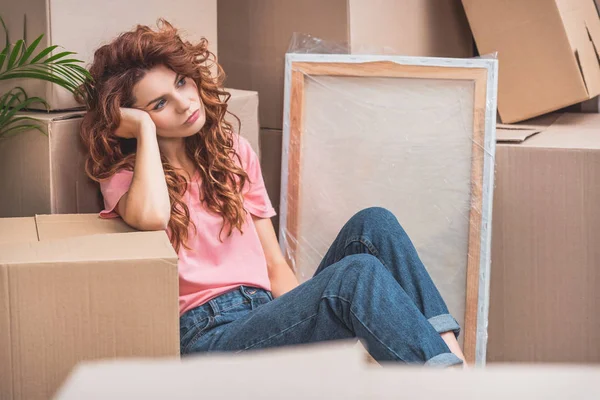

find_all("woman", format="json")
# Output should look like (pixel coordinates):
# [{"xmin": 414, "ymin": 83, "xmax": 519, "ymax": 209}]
[{"xmin": 80, "ymin": 20, "xmax": 466, "ymax": 367}]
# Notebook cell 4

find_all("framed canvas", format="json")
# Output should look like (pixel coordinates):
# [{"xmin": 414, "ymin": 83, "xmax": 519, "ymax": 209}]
[{"xmin": 280, "ymin": 54, "xmax": 498, "ymax": 364}]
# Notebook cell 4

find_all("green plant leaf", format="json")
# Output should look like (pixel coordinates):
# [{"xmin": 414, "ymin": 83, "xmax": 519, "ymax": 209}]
[
  {"xmin": 38, "ymin": 64, "xmax": 86, "ymax": 91},
  {"xmin": 67, "ymin": 63, "xmax": 92, "ymax": 79},
  {"xmin": 30, "ymin": 45, "xmax": 59, "ymax": 64},
  {"xmin": 51, "ymin": 63, "xmax": 88, "ymax": 82},
  {"xmin": 0, "ymin": 72, "xmax": 78, "ymax": 92},
  {"xmin": 0, "ymin": 88, "xmax": 29, "ymax": 124},
  {"xmin": 55, "ymin": 58, "xmax": 84, "ymax": 64},
  {"xmin": 7, "ymin": 39, "xmax": 24, "ymax": 70},
  {"xmin": 3, "ymin": 62, "xmax": 88, "ymax": 91},
  {"xmin": 0, "ymin": 47, "xmax": 7, "ymax": 71},
  {"xmin": 18, "ymin": 34, "xmax": 44, "ymax": 66},
  {"xmin": 0, "ymin": 123, "xmax": 47, "ymax": 139},
  {"xmin": 43, "ymin": 51, "xmax": 76, "ymax": 64},
  {"xmin": 35, "ymin": 64, "xmax": 88, "ymax": 93},
  {"xmin": 1, "ymin": 94, "xmax": 48, "ymax": 120},
  {"xmin": 55, "ymin": 63, "xmax": 92, "ymax": 84},
  {"xmin": 0, "ymin": 115, "xmax": 45, "ymax": 129},
  {"xmin": 0, "ymin": 86, "xmax": 26, "ymax": 108},
  {"xmin": 0, "ymin": 15, "xmax": 9, "ymax": 49},
  {"xmin": 0, "ymin": 95, "xmax": 50, "ymax": 126}
]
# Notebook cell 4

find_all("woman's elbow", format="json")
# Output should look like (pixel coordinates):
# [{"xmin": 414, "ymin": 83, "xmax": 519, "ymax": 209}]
[{"xmin": 127, "ymin": 212, "xmax": 170, "ymax": 231}]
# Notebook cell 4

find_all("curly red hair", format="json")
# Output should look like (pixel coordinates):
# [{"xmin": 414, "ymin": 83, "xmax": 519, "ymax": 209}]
[{"xmin": 79, "ymin": 20, "xmax": 248, "ymax": 252}]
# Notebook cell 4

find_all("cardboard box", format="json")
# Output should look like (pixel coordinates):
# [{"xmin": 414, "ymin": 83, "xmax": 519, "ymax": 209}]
[
  {"xmin": 228, "ymin": 88, "xmax": 260, "ymax": 156},
  {"xmin": 0, "ymin": 0, "xmax": 217, "ymax": 111},
  {"xmin": 462, "ymin": 0, "xmax": 600, "ymax": 123},
  {"xmin": 218, "ymin": 0, "xmax": 473, "ymax": 129},
  {"xmin": 55, "ymin": 339, "xmax": 600, "ymax": 399},
  {"xmin": 259, "ymin": 128, "xmax": 282, "ymax": 233},
  {"xmin": 0, "ymin": 111, "xmax": 103, "ymax": 218},
  {"xmin": 0, "ymin": 214, "xmax": 179, "ymax": 400},
  {"xmin": 488, "ymin": 113, "xmax": 600, "ymax": 363}
]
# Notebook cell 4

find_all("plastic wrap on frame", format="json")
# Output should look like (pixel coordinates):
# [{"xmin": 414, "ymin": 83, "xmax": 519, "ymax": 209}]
[
  {"xmin": 279, "ymin": 54, "xmax": 498, "ymax": 365},
  {"xmin": 287, "ymin": 32, "xmax": 349, "ymax": 54}
]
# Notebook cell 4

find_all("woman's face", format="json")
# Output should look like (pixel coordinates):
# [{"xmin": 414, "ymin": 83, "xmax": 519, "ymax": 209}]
[{"xmin": 131, "ymin": 65, "xmax": 206, "ymax": 138}]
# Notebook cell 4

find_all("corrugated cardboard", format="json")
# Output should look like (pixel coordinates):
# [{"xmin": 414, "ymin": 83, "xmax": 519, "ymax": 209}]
[
  {"xmin": 462, "ymin": 0, "xmax": 600, "ymax": 123},
  {"xmin": 348, "ymin": 0, "xmax": 473, "ymax": 57},
  {"xmin": 55, "ymin": 340, "xmax": 600, "ymax": 399},
  {"xmin": 0, "ymin": 0, "xmax": 217, "ymax": 110},
  {"xmin": 0, "ymin": 111, "xmax": 102, "ymax": 218},
  {"xmin": 228, "ymin": 88, "xmax": 260, "ymax": 156},
  {"xmin": 488, "ymin": 113, "xmax": 600, "ymax": 363},
  {"xmin": 259, "ymin": 128, "xmax": 282, "ymax": 233},
  {"xmin": 218, "ymin": 0, "xmax": 473, "ymax": 129},
  {"xmin": 0, "ymin": 213, "xmax": 179, "ymax": 400}
]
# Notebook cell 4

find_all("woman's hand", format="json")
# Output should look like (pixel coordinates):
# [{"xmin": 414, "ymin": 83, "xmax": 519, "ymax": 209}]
[
  {"xmin": 114, "ymin": 108, "xmax": 155, "ymax": 139},
  {"xmin": 111, "ymin": 107, "xmax": 170, "ymax": 231}
]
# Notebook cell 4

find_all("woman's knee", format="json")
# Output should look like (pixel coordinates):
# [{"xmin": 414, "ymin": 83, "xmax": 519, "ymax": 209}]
[{"xmin": 350, "ymin": 207, "xmax": 408, "ymax": 237}]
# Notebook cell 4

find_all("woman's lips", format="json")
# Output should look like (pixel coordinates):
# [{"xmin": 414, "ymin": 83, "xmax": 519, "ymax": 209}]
[{"xmin": 184, "ymin": 109, "xmax": 200, "ymax": 125}]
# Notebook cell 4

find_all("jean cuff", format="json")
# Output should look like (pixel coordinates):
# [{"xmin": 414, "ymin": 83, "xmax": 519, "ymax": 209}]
[
  {"xmin": 428, "ymin": 314, "xmax": 461, "ymax": 337},
  {"xmin": 425, "ymin": 352, "xmax": 463, "ymax": 367}
]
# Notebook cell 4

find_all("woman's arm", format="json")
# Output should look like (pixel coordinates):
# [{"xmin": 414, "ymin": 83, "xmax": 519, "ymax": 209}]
[
  {"xmin": 253, "ymin": 216, "xmax": 299, "ymax": 298},
  {"xmin": 115, "ymin": 108, "xmax": 171, "ymax": 231}
]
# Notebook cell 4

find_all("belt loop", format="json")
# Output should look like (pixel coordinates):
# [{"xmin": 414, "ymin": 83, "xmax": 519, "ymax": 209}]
[
  {"xmin": 208, "ymin": 298, "xmax": 220, "ymax": 315},
  {"xmin": 239, "ymin": 285, "xmax": 253, "ymax": 301}
]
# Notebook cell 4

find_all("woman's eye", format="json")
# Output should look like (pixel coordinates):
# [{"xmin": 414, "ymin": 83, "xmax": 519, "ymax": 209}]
[
  {"xmin": 177, "ymin": 77, "xmax": 186, "ymax": 87},
  {"xmin": 154, "ymin": 99, "xmax": 166, "ymax": 110}
]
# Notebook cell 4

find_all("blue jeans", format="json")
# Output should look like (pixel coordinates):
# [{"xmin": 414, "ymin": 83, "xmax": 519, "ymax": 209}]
[{"xmin": 180, "ymin": 207, "xmax": 462, "ymax": 366}]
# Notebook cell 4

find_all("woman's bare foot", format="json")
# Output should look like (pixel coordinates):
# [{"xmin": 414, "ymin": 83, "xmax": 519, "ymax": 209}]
[{"xmin": 440, "ymin": 331, "xmax": 468, "ymax": 367}]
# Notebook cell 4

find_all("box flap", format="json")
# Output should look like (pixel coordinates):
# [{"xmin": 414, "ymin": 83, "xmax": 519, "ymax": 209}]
[
  {"xmin": 35, "ymin": 214, "xmax": 136, "ymax": 241},
  {"xmin": 496, "ymin": 113, "xmax": 560, "ymax": 143},
  {"xmin": 496, "ymin": 127, "xmax": 543, "ymax": 143},
  {"xmin": 462, "ymin": 0, "xmax": 591, "ymax": 123},
  {"xmin": 556, "ymin": 0, "xmax": 600, "ymax": 97},
  {"xmin": 498, "ymin": 113, "xmax": 600, "ymax": 149},
  {"xmin": 523, "ymin": 113, "xmax": 600, "ymax": 149},
  {"xmin": 0, "ymin": 217, "xmax": 38, "ymax": 244},
  {"xmin": 0, "ymin": 230, "xmax": 177, "ymax": 265}
]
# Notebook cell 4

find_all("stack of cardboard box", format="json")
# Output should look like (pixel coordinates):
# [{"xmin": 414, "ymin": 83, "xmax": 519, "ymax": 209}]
[{"xmin": 461, "ymin": 0, "xmax": 600, "ymax": 363}]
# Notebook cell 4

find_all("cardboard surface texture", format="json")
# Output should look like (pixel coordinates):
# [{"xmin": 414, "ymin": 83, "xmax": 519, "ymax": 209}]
[
  {"xmin": 0, "ymin": 111, "xmax": 103, "ymax": 218},
  {"xmin": 462, "ymin": 0, "xmax": 600, "ymax": 123},
  {"xmin": 489, "ymin": 113, "xmax": 600, "ymax": 363},
  {"xmin": 55, "ymin": 339, "xmax": 600, "ymax": 399},
  {"xmin": 228, "ymin": 88, "xmax": 260, "ymax": 156},
  {"xmin": 218, "ymin": 0, "xmax": 473, "ymax": 129},
  {"xmin": 0, "ymin": 0, "xmax": 217, "ymax": 110},
  {"xmin": 0, "ymin": 214, "xmax": 179, "ymax": 400}
]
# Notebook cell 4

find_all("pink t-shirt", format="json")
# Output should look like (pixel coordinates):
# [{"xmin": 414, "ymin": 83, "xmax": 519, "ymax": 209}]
[{"xmin": 99, "ymin": 136, "xmax": 276, "ymax": 316}]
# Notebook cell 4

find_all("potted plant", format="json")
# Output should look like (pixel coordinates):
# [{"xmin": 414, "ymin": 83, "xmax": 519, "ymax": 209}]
[{"xmin": 0, "ymin": 15, "xmax": 90, "ymax": 138}]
